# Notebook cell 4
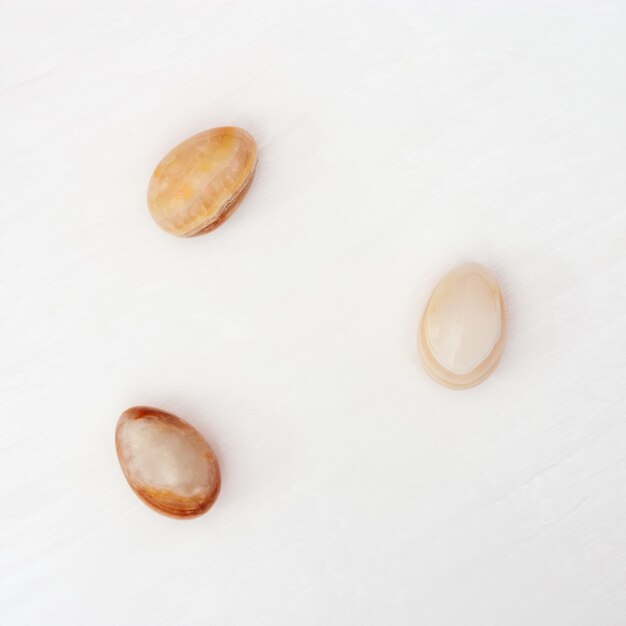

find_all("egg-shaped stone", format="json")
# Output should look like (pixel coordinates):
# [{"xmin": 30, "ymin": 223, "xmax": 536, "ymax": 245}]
[
  {"xmin": 115, "ymin": 406, "xmax": 221, "ymax": 518},
  {"xmin": 147, "ymin": 126, "xmax": 257, "ymax": 236},
  {"xmin": 418, "ymin": 263, "xmax": 506, "ymax": 389}
]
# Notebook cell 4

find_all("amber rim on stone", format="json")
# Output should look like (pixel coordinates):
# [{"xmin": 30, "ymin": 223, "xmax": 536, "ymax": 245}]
[
  {"xmin": 418, "ymin": 263, "xmax": 506, "ymax": 390},
  {"xmin": 115, "ymin": 406, "xmax": 221, "ymax": 519},
  {"xmin": 147, "ymin": 126, "xmax": 257, "ymax": 237}
]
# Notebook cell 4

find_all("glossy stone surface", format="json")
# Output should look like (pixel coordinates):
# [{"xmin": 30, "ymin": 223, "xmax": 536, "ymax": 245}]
[
  {"xmin": 115, "ymin": 406, "xmax": 220, "ymax": 518},
  {"xmin": 147, "ymin": 126, "xmax": 257, "ymax": 236},
  {"xmin": 419, "ymin": 263, "xmax": 506, "ymax": 389}
]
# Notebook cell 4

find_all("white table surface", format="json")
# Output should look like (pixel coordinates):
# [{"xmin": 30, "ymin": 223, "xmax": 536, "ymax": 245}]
[{"xmin": 2, "ymin": 1, "xmax": 626, "ymax": 624}]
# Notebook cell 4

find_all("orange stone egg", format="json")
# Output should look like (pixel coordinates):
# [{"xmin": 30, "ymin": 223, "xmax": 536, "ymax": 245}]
[
  {"xmin": 115, "ymin": 406, "xmax": 221, "ymax": 518},
  {"xmin": 147, "ymin": 126, "xmax": 257, "ymax": 236}
]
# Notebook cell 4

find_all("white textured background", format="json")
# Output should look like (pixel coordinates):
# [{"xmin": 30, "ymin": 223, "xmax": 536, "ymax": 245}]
[{"xmin": 2, "ymin": 1, "xmax": 626, "ymax": 624}]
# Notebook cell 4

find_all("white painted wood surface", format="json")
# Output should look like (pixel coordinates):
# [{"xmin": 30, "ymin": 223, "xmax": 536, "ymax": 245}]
[{"xmin": 2, "ymin": 1, "xmax": 625, "ymax": 624}]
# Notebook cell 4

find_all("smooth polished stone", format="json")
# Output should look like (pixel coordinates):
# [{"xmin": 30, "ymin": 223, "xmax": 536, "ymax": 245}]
[
  {"xmin": 418, "ymin": 263, "xmax": 506, "ymax": 389},
  {"xmin": 116, "ymin": 406, "xmax": 220, "ymax": 518},
  {"xmin": 147, "ymin": 126, "xmax": 257, "ymax": 236}
]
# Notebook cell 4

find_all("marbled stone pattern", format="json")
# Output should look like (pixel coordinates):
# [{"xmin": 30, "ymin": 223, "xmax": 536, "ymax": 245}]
[
  {"xmin": 147, "ymin": 126, "xmax": 257, "ymax": 236},
  {"xmin": 419, "ymin": 263, "xmax": 506, "ymax": 389},
  {"xmin": 116, "ymin": 406, "xmax": 221, "ymax": 518}
]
